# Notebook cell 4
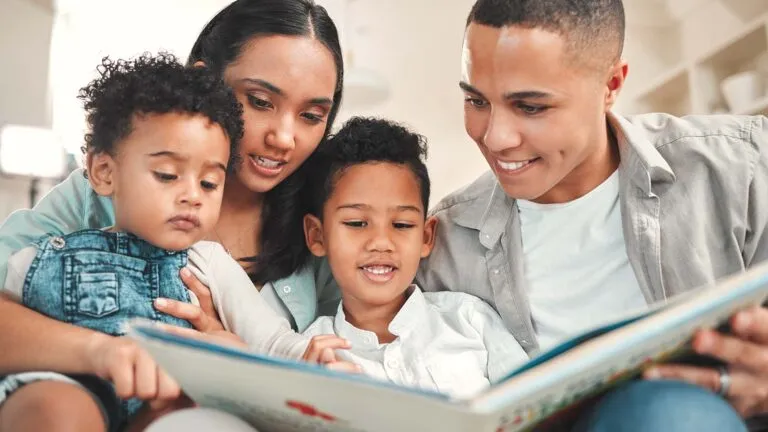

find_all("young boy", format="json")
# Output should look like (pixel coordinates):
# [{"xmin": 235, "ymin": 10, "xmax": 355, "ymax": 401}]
[
  {"xmin": 302, "ymin": 117, "xmax": 529, "ymax": 399},
  {"xmin": 0, "ymin": 54, "xmax": 342, "ymax": 432}
]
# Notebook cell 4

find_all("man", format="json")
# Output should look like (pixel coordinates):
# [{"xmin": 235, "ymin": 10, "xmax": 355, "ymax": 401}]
[{"xmin": 418, "ymin": 0, "xmax": 768, "ymax": 430}]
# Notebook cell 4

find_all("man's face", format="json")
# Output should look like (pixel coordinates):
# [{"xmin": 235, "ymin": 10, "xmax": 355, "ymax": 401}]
[{"xmin": 461, "ymin": 24, "xmax": 624, "ymax": 204}]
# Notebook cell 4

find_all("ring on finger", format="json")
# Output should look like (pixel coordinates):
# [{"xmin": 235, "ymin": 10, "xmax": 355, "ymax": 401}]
[{"xmin": 717, "ymin": 366, "xmax": 731, "ymax": 397}]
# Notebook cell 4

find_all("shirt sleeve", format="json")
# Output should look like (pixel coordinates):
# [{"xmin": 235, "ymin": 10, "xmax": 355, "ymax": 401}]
[
  {"xmin": 464, "ymin": 296, "xmax": 529, "ymax": 384},
  {"xmin": 0, "ymin": 169, "xmax": 114, "ymax": 284},
  {"xmin": 745, "ymin": 116, "xmax": 768, "ymax": 267},
  {"xmin": 2, "ymin": 246, "xmax": 38, "ymax": 301},
  {"xmin": 190, "ymin": 242, "xmax": 310, "ymax": 360}
]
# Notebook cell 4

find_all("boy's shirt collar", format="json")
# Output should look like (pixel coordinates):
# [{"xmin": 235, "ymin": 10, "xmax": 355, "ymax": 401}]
[{"xmin": 332, "ymin": 285, "xmax": 426, "ymax": 349}]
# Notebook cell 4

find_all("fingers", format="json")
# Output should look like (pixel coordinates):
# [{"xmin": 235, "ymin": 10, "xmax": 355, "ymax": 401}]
[
  {"xmin": 732, "ymin": 307, "xmax": 768, "ymax": 346},
  {"xmin": 644, "ymin": 364, "xmax": 723, "ymax": 393},
  {"xmin": 154, "ymin": 299, "xmax": 222, "ymax": 332},
  {"xmin": 179, "ymin": 267, "xmax": 217, "ymax": 318},
  {"xmin": 153, "ymin": 322, "xmax": 205, "ymax": 339},
  {"xmin": 110, "ymin": 343, "xmax": 137, "ymax": 399},
  {"xmin": 302, "ymin": 335, "xmax": 351, "ymax": 363},
  {"xmin": 692, "ymin": 329, "xmax": 768, "ymax": 374},
  {"xmin": 326, "ymin": 361, "xmax": 363, "ymax": 374},
  {"xmin": 134, "ymin": 349, "xmax": 159, "ymax": 400},
  {"xmin": 155, "ymin": 368, "xmax": 181, "ymax": 401}
]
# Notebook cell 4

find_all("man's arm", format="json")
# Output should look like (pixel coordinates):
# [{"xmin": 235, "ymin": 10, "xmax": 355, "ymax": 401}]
[{"xmin": 744, "ymin": 116, "xmax": 768, "ymax": 267}]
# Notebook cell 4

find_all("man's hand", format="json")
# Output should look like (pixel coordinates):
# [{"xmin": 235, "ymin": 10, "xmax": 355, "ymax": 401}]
[
  {"xmin": 84, "ymin": 333, "xmax": 181, "ymax": 403},
  {"xmin": 646, "ymin": 306, "xmax": 768, "ymax": 417},
  {"xmin": 303, "ymin": 335, "xmax": 361, "ymax": 373}
]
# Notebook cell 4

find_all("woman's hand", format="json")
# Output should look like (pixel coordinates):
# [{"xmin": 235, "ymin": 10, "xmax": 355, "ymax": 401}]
[
  {"xmin": 645, "ymin": 306, "xmax": 768, "ymax": 417},
  {"xmin": 154, "ymin": 267, "xmax": 226, "ymax": 334}
]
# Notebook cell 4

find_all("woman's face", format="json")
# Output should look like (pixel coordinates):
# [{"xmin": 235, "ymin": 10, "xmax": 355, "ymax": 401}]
[{"xmin": 223, "ymin": 35, "xmax": 337, "ymax": 194}]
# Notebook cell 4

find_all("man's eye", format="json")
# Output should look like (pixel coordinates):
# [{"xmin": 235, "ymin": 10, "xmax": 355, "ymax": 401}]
[
  {"xmin": 153, "ymin": 172, "xmax": 177, "ymax": 182},
  {"xmin": 517, "ymin": 103, "xmax": 548, "ymax": 115},
  {"xmin": 464, "ymin": 97, "xmax": 488, "ymax": 108}
]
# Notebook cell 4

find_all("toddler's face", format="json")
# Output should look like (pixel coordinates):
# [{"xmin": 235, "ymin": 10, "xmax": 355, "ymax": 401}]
[
  {"xmin": 305, "ymin": 162, "xmax": 436, "ymax": 308},
  {"xmin": 88, "ymin": 112, "xmax": 231, "ymax": 250}
]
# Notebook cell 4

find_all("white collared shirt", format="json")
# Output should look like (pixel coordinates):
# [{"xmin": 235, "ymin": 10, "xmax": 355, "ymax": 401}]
[{"xmin": 302, "ymin": 286, "xmax": 528, "ymax": 399}]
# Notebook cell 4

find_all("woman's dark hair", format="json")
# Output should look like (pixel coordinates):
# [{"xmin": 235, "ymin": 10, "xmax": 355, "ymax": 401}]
[
  {"xmin": 187, "ymin": 0, "xmax": 344, "ymax": 284},
  {"xmin": 79, "ymin": 53, "xmax": 243, "ymax": 167}
]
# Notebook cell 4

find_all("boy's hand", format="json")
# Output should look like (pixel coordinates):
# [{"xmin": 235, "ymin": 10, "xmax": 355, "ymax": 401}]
[
  {"xmin": 302, "ymin": 335, "xmax": 362, "ymax": 373},
  {"xmin": 84, "ymin": 333, "xmax": 181, "ymax": 402}
]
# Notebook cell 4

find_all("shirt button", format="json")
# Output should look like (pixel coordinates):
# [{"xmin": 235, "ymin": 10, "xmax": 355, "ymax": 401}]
[
  {"xmin": 364, "ymin": 335, "xmax": 374, "ymax": 344},
  {"xmin": 50, "ymin": 236, "xmax": 66, "ymax": 249},
  {"xmin": 282, "ymin": 286, "xmax": 292, "ymax": 294}
]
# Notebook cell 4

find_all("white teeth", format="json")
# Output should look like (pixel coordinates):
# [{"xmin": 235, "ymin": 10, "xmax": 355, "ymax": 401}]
[
  {"xmin": 255, "ymin": 156, "xmax": 281, "ymax": 168},
  {"xmin": 363, "ymin": 266, "xmax": 393, "ymax": 275},
  {"xmin": 498, "ymin": 159, "xmax": 533, "ymax": 171}
]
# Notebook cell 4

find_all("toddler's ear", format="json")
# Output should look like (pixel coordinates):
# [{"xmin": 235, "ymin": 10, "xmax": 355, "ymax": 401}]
[
  {"xmin": 86, "ymin": 151, "xmax": 116, "ymax": 197},
  {"xmin": 421, "ymin": 216, "xmax": 438, "ymax": 258},
  {"xmin": 303, "ymin": 214, "xmax": 327, "ymax": 257}
]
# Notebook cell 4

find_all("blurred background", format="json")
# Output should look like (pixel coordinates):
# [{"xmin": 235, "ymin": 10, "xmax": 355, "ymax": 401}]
[{"xmin": 1, "ymin": 0, "xmax": 767, "ymax": 221}]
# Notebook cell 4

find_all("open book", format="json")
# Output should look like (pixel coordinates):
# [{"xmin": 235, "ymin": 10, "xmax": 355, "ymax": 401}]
[{"xmin": 129, "ymin": 262, "xmax": 768, "ymax": 432}]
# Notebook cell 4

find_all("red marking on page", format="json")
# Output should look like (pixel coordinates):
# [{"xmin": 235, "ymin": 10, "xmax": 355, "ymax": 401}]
[{"xmin": 285, "ymin": 400, "xmax": 337, "ymax": 422}]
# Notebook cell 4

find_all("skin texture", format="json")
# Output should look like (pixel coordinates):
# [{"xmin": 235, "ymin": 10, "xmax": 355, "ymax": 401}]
[{"xmin": 304, "ymin": 163, "xmax": 437, "ymax": 343}]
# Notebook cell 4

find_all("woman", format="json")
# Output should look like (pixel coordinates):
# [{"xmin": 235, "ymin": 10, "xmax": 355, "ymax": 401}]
[{"xmin": 0, "ymin": 1, "xmax": 342, "ymax": 430}]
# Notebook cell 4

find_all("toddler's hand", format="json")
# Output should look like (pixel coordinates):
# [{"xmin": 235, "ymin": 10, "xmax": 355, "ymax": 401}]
[
  {"xmin": 302, "ymin": 335, "xmax": 362, "ymax": 374},
  {"xmin": 85, "ymin": 333, "xmax": 181, "ymax": 402}
]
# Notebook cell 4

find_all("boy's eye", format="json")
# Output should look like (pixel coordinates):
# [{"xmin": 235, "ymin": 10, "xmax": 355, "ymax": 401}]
[
  {"xmin": 153, "ymin": 172, "xmax": 177, "ymax": 182},
  {"xmin": 201, "ymin": 180, "xmax": 218, "ymax": 191},
  {"xmin": 342, "ymin": 221, "xmax": 367, "ymax": 228},
  {"xmin": 393, "ymin": 222, "xmax": 415, "ymax": 229}
]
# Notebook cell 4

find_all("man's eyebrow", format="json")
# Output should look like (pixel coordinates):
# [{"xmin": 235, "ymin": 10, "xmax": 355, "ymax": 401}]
[
  {"xmin": 502, "ymin": 90, "xmax": 553, "ymax": 100},
  {"xmin": 459, "ymin": 81, "xmax": 485, "ymax": 97}
]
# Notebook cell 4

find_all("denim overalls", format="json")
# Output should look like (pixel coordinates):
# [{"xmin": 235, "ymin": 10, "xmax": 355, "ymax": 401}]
[{"xmin": 21, "ymin": 229, "xmax": 194, "ymax": 425}]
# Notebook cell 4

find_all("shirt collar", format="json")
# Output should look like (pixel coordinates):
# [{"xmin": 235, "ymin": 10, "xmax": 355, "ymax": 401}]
[
  {"xmin": 451, "ymin": 112, "xmax": 677, "ymax": 249},
  {"xmin": 333, "ymin": 285, "xmax": 427, "ymax": 349}
]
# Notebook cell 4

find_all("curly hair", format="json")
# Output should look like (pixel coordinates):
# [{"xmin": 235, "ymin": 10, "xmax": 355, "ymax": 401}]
[
  {"xmin": 78, "ymin": 53, "xmax": 243, "ymax": 168},
  {"xmin": 306, "ymin": 116, "xmax": 430, "ymax": 219}
]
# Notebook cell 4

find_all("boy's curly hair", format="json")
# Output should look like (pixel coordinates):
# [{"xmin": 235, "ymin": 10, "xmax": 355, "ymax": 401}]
[
  {"xmin": 306, "ymin": 116, "xmax": 430, "ymax": 218},
  {"xmin": 78, "ymin": 53, "xmax": 243, "ymax": 168}
]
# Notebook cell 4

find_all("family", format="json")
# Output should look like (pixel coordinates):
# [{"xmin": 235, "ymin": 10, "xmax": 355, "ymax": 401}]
[{"xmin": 1, "ymin": 0, "xmax": 767, "ymax": 431}]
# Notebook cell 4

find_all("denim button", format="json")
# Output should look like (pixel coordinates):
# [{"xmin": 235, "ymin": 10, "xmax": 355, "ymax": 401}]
[
  {"xmin": 50, "ymin": 236, "xmax": 66, "ymax": 249},
  {"xmin": 282, "ymin": 286, "xmax": 292, "ymax": 294}
]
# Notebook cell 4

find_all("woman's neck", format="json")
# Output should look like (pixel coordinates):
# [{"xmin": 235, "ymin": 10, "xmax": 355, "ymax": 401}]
[
  {"xmin": 342, "ymin": 295, "xmax": 408, "ymax": 344},
  {"xmin": 208, "ymin": 179, "xmax": 265, "ymax": 260}
]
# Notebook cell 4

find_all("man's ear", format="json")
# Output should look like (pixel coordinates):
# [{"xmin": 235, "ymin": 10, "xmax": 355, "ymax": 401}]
[
  {"xmin": 86, "ymin": 151, "xmax": 117, "ymax": 197},
  {"xmin": 420, "ymin": 216, "xmax": 438, "ymax": 258},
  {"xmin": 303, "ymin": 214, "xmax": 327, "ymax": 257},
  {"xmin": 192, "ymin": 60, "xmax": 206, "ymax": 68},
  {"xmin": 604, "ymin": 60, "xmax": 628, "ymax": 110}
]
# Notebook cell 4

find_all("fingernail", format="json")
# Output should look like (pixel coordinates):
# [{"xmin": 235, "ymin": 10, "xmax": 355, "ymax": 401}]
[
  {"xmin": 645, "ymin": 368, "xmax": 661, "ymax": 379},
  {"xmin": 181, "ymin": 268, "xmax": 191, "ymax": 277},
  {"xmin": 733, "ymin": 311, "xmax": 752, "ymax": 332},
  {"xmin": 155, "ymin": 298, "xmax": 167, "ymax": 308}
]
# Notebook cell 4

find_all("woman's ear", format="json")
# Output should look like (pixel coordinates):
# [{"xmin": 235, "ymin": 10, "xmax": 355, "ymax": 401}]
[
  {"xmin": 420, "ymin": 216, "xmax": 438, "ymax": 258},
  {"xmin": 86, "ymin": 151, "xmax": 117, "ymax": 197},
  {"xmin": 192, "ymin": 60, "xmax": 206, "ymax": 68},
  {"xmin": 303, "ymin": 214, "xmax": 327, "ymax": 257}
]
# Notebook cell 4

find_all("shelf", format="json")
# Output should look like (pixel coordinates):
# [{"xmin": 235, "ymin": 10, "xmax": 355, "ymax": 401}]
[
  {"xmin": 696, "ymin": 15, "xmax": 768, "ymax": 69},
  {"xmin": 735, "ymin": 95, "xmax": 768, "ymax": 116},
  {"xmin": 632, "ymin": 64, "xmax": 690, "ymax": 102}
]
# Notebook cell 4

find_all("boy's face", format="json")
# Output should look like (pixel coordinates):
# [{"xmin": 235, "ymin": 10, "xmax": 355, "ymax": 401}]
[
  {"xmin": 304, "ymin": 162, "xmax": 437, "ymax": 309},
  {"xmin": 460, "ymin": 24, "xmax": 627, "ymax": 204},
  {"xmin": 87, "ymin": 112, "xmax": 230, "ymax": 250}
]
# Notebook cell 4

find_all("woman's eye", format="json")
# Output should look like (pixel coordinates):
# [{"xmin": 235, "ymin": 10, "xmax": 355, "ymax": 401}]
[
  {"xmin": 301, "ymin": 112, "xmax": 325, "ymax": 123},
  {"xmin": 201, "ymin": 181, "xmax": 218, "ymax": 191},
  {"xmin": 153, "ymin": 172, "xmax": 177, "ymax": 182},
  {"xmin": 247, "ymin": 95, "xmax": 272, "ymax": 109},
  {"xmin": 343, "ymin": 221, "xmax": 367, "ymax": 228}
]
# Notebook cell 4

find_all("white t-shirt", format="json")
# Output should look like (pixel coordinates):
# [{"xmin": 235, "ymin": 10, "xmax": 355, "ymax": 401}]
[
  {"xmin": 517, "ymin": 170, "xmax": 647, "ymax": 351},
  {"xmin": 303, "ymin": 286, "xmax": 528, "ymax": 399},
  {"xmin": 3, "ymin": 240, "xmax": 309, "ymax": 359}
]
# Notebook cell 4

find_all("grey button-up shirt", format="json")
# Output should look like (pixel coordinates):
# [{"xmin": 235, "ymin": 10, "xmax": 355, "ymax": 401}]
[{"xmin": 417, "ymin": 113, "xmax": 768, "ymax": 355}]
